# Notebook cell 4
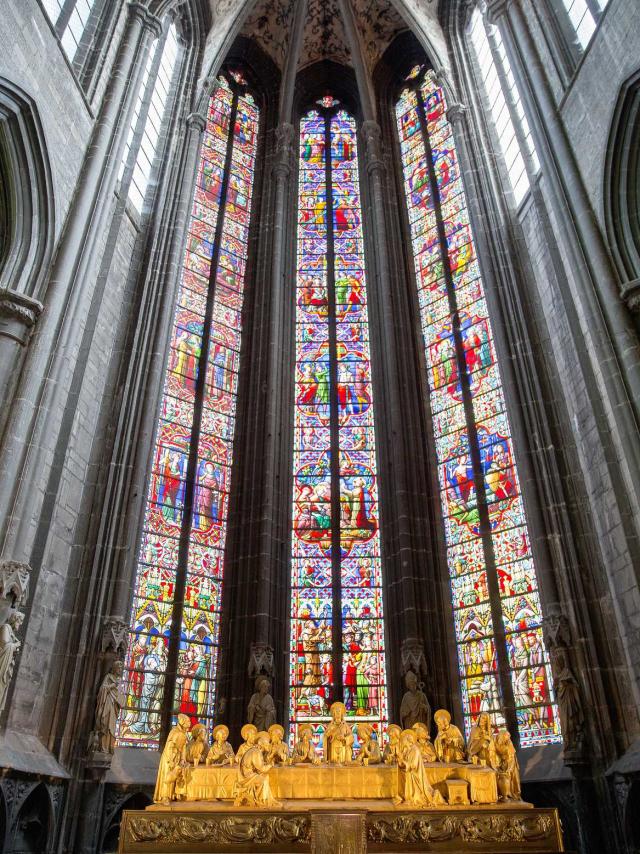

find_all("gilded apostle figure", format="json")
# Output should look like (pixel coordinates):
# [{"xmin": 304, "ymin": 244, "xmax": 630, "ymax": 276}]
[
  {"xmin": 292, "ymin": 723, "xmax": 320, "ymax": 764},
  {"xmin": 325, "ymin": 701, "xmax": 354, "ymax": 764},
  {"xmin": 467, "ymin": 712, "xmax": 497, "ymax": 768},
  {"xmin": 206, "ymin": 724, "xmax": 235, "ymax": 765},
  {"xmin": 400, "ymin": 670, "xmax": 431, "ymax": 731},
  {"xmin": 154, "ymin": 713, "xmax": 190, "ymax": 804},
  {"xmin": 433, "ymin": 708, "xmax": 465, "ymax": 763},
  {"xmin": 395, "ymin": 729, "xmax": 446, "ymax": 807},
  {"xmin": 233, "ymin": 732, "xmax": 280, "ymax": 807}
]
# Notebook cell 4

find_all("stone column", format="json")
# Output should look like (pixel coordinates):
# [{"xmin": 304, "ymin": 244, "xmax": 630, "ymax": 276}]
[
  {"xmin": 0, "ymin": 1, "xmax": 162, "ymax": 557},
  {"xmin": 254, "ymin": 122, "xmax": 295, "ymax": 649},
  {"xmin": 485, "ymin": 0, "xmax": 640, "ymax": 515}
]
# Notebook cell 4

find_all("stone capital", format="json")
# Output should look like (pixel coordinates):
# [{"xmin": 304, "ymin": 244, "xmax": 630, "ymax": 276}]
[
  {"xmin": 621, "ymin": 278, "xmax": 640, "ymax": 314},
  {"xmin": 128, "ymin": 2, "xmax": 163, "ymax": 38},
  {"xmin": 400, "ymin": 638, "xmax": 428, "ymax": 679},
  {"xmin": 0, "ymin": 560, "xmax": 31, "ymax": 613},
  {"xmin": 248, "ymin": 642, "xmax": 275, "ymax": 679},
  {"xmin": 0, "ymin": 291, "xmax": 43, "ymax": 346},
  {"xmin": 186, "ymin": 112, "xmax": 207, "ymax": 133},
  {"xmin": 446, "ymin": 102, "xmax": 468, "ymax": 127},
  {"xmin": 100, "ymin": 616, "xmax": 129, "ymax": 656}
]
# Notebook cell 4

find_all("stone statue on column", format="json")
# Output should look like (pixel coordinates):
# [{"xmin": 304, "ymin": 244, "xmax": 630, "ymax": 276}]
[
  {"xmin": 0, "ymin": 559, "xmax": 31, "ymax": 717},
  {"xmin": 247, "ymin": 675, "xmax": 276, "ymax": 732},
  {"xmin": 92, "ymin": 660, "xmax": 126, "ymax": 755},
  {"xmin": 400, "ymin": 670, "xmax": 431, "ymax": 732},
  {"xmin": 543, "ymin": 608, "xmax": 586, "ymax": 762}
]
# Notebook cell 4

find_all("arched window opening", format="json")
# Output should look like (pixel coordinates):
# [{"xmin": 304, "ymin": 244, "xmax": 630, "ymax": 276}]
[
  {"xmin": 557, "ymin": 0, "xmax": 609, "ymax": 50},
  {"xmin": 289, "ymin": 101, "xmax": 389, "ymax": 755},
  {"xmin": 117, "ymin": 71, "xmax": 260, "ymax": 749},
  {"xmin": 469, "ymin": 9, "xmax": 538, "ymax": 205},
  {"xmin": 42, "ymin": 0, "xmax": 99, "ymax": 62},
  {"xmin": 118, "ymin": 20, "xmax": 180, "ymax": 213},
  {"xmin": 395, "ymin": 66, "xmax": 561, "ymax": 748}
]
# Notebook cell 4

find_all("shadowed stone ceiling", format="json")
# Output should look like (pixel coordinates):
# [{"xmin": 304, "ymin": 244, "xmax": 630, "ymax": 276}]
[{"xmin": 240, "ymin": 0, "xmax": 407, "ymax": 71}]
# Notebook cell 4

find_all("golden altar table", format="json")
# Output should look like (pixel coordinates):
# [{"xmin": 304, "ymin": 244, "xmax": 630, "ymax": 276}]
[
  {"xmin": 119, "ymin": 763, "xmax": 563, "ymax": 853},
  {"xmin": 175, "ymin": 761, "xmax": 499, "ymax": 805}
]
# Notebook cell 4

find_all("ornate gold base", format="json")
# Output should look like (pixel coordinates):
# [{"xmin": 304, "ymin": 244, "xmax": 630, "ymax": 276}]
[{"xmin": 118, "ymin": 804, "xmax": 563, "ymax": 853}]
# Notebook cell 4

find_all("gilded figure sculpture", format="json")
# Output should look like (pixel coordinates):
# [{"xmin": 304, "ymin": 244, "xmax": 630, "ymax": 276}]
[
  {"xmin": 324, "ymin": 701, "xmax": 354, "ymax": 764},
  {"xmin": 395, "ymin": 729, "xmax": 446, "ymax": 807},
  {"xmin": 467, "ymin": 712, "xmax": 497, "ymax": 768},
  {"xmin": 355, "ymin": 722, "xmax": 381, "ymax": 765},
  {"xmin": 153, "ymin": 713, "xmax": 191, "ymax": 804},
  {"xmin": 247, "ymin": 675, "xmax": 276, "ymax": 732},
  {"xmin": 93, "ymin": 659, "xmax": 126, "ymax": 755},
  {"xmin": 188, "ymin": 723, "xmax": 209, "ymax": 767},
  {"xmin": 399, "ymin": 670, "xmax": 431, "ymax": 731},
  {"xmin": 267, "ymin": 723, "xmax": 290, "ymax": 765},
  {"xmin": 233, "ymin": 732, "xmax": 281, "ymax": 807},
  {"xmin": 495, "ymin": 730, "xmax": 522, "ymax": 801},
  {"xmin": 383, "ymin": 724, "xmax": 402, "ymax": 764},
  {"xmin": 433, "ymin": 708, "xmax": 465, "ymax": 763},
  {"xmin": 236, "ymin": 723, "xmax": 258, "ymax": 763},
  {"xmin": 206, "ymin": 724, "xmax": 236, "ymax": 765},
  {"xmin": 412, "ymin": 721, "xmax": 437, "ymax": 762},
  {"xmin": 292, "ymin": 723, "xmax": 320, "ymax": 764}
]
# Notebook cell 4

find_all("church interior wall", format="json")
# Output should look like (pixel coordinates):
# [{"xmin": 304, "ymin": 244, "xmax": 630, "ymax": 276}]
[{"xmin": 0, "ymin": 0, "xmax": 95, "ymax": 239}]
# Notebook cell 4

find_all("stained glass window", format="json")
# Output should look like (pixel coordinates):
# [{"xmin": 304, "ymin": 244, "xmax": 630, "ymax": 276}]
[
  {"xmin": 395, "ymin": 69, "xmax": 561, "ymax": 748},
  {"xmin": 289, "ymin": 104, "xmax": 388, "ymax": 756},
  {"xmin": 117, "ymin": 72, "xmax": 260, "ymax": 749}
]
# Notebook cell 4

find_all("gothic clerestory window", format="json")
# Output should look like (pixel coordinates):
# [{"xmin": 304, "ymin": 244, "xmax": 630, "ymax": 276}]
[
  {"xmin": 117, "ymin": 71, "xmax": 260, "ymax": 748},
  {"xmin": 42, "ymin": 0, "xmax": 98, "ymax": 62},
  {"xmin": 118, "ymin": 19, "xmax": 180, "ymax": 213},
  {"xmin": 469, "ymin": 9, "xmax": 539, "ymax": 206},
  {"xmin": 395, "ymin": 67, "xmax": 562, "ymax": 747},
  {"xmin": 289, "ymin": 103, "xmax": 389, "ymax": 752}
]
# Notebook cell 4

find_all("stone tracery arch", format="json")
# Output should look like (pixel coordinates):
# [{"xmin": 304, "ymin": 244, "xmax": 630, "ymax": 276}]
[
  {"xmin": 0, "ymin": 79, "xmax": 54, "ymax": 301},
  {"xmin": 604, "ymin": 68, "xmax": 640, "ymax": 310}
]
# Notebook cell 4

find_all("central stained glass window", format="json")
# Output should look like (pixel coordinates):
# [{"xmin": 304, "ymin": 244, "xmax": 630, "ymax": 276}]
[
  {"xmin": 117, "ymin": 72, "xmax": 259, "ymax": 749},
  {"xmin": 289, "ymin": 104, "xmax": 389, "ymax": 752}
]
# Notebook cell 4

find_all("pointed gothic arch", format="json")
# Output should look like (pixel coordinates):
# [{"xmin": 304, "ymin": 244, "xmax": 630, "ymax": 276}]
[
  {"xmin": 604, "ymin": 68, "xmax": 640, "ymax": 297},
  {"xmin": 0, "ymin": 79, "xmax": 55, "ymax": 301}
]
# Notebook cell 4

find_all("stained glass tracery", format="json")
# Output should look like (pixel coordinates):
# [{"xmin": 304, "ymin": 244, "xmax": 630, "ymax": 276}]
[
  {"xmin": 395, "ymin": 70, "xmax": 561, "ymax": 748},
  {"xmin": 290, "ymin": 105, "xmax": 388, "ymax": 755},
  {"xmin": 118, "ymin": 73, "xmax": 259, "ymax": 749}
]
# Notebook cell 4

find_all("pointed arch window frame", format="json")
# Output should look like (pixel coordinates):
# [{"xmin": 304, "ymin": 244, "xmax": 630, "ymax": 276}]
[
  {"xmin": 288, "ymin": 98, "xmax": 390, "ymax": 754},
  {"xmin": 392, "ymin": 64, "xmax": 562, "ymax": 748},
  {"xmin": 117, "ymin": 68, "xmax": 262, "ymax": 749}
]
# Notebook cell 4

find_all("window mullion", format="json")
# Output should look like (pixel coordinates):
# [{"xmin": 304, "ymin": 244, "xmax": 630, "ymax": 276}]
[
  {"xmin": 55, "ymin": 0, "xmax": 76, "ymax": 36},
  {"xmin": 324, "ymin": 112, "xmax": 344, "ymax": 708}
]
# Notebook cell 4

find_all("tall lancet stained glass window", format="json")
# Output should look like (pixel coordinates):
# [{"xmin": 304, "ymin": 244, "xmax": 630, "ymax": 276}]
[
  {"xmin": 290, "ymin": 104, "xmax": 388, "ymax": 752},
  {"xmin": 117, "ymin": 72, "xmax": 259, "ymax": 749},
  {"xmin": 395, "ymin": 68, "xmax": 561, "ymax": 747}
]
